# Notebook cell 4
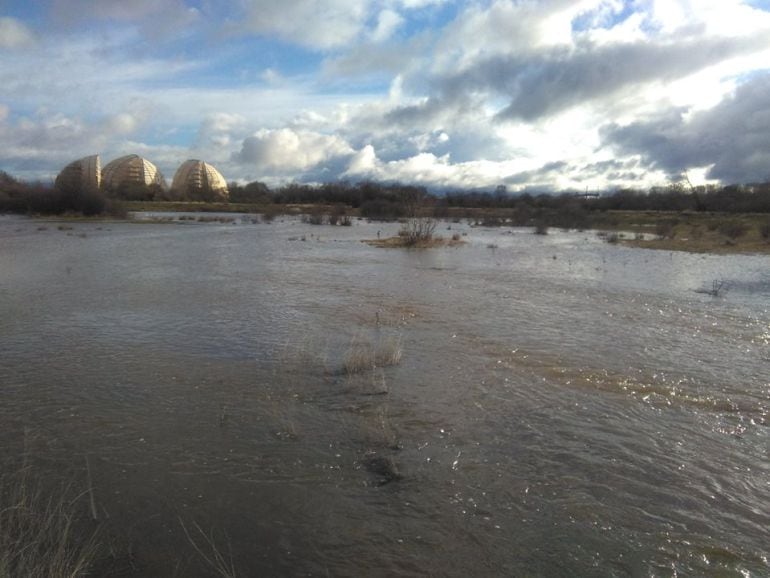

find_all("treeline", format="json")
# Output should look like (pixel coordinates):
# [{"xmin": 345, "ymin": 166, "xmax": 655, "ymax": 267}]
[
  {"xmin": 232, "ymin": 179, "xmax": 770, "ymax": 214},
  {"xmin": 0, "ymin": 171, "xmax": 126, "ymax": 217},
  {"xmin": 229, "ymin": 180, "xmax": 430, "ymax": 220},
  {"xmin": 3, "ymin": 168, "xmax": 770, "ymax": 217}
]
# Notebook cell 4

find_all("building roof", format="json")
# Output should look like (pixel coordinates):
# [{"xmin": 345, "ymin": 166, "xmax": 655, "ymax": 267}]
[
  {"xmin": 102, "ymin": 154, "xmax": 166, "ymax": 191},
  {"xmin": 171, "ymin": 159, "xmax": 228, "ymax": 201},
  {"xmin": 55, "ymin": 154, "xmax": 101, "ymax": 192}
]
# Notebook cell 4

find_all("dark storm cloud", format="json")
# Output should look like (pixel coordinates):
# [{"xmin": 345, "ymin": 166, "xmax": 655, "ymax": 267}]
[
  {"xmin": 576, "ymin": 158, "xmax": 644, "ymax": 182},
  {"xmin": 436, "ymin": 33, "xmax": 770, "ymax": 122},
  {"xmin": 502, "ymin": 157, "xmax": 649, "ymax": 190},
  {"xmin": 602, "ymin": 73, "xmax": 770, "ymax": 183},
  {"xmin": 384, "ymin": 97, "xmax": 450, "ymax": 127},
  {"xmin": 504, "ymin": 160, "xmax": 569, "ymax": 186}
]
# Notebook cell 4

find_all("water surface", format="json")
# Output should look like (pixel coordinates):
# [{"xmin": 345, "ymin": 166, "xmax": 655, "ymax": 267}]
[{"xmin": 1, "ymin": 214, "xmax": 768, "ymax": 576}]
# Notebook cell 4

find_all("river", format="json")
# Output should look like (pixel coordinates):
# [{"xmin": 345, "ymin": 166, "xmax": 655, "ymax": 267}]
[{"xmin": 1, "ymin": 213, "xmax": 768, "ymax": 576}]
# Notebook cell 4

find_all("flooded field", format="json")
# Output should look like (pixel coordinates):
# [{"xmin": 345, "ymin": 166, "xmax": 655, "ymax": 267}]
[{"xmin": 1, "ymin": 213, "xmax": 768, "ymax": 576}]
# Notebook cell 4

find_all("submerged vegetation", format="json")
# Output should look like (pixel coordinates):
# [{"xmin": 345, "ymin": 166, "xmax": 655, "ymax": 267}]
[
  {"xmin": 0, "ymin": 464, "xmax": 100, "ymax": 577},
  {"xmin": 343, "ymin": 334, "xmax": 403, "ymax": 375}
]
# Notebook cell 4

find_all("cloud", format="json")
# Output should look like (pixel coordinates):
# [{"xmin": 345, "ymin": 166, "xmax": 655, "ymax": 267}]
[
  {"xmin": 602, "ymin": 73, "xmax": 770, "ymax": 183},
  {"xmin": 232, "ymin": 128, "xmax": 354, "ymax": 174},
  {"xmin": 343, "ymin": 144, "xmax": 516, "ymax": 189},
  {"xmin": 234, "ymin": 0, "xmax": 369, "ymax": 49},
  {"xmin": 0, "ymin": 17, "xmax": 36, "ymax": 49},
  {"xmin": 370, "ymin": 9, "xmax": 404, "ymax": 43},
  {"xmin": 49, "ymin": 0, "xmax": 199, "ymax": 39},
  {"xmin": 0, "ymin": 109, "xmax": 143, "ymax": 177},
  {"xmin": 321, "ymin": 33, "xmax": 431, "ymax": 79},
  {"xmin": 104, "ymin": 112, "xmax": 141, "ymax": 135},
  {"xmin": 436, "ymin": 32, "xmax": 770, "ymax": 122},
  {"xmin": 643, "ymin": 0, "xmax": 770, "ymax": 37},
  {"xmin": 233, "ymin": 0, "xmax": 450, "ymax": 50},
  {"xmin": 191, "ymin": 112, "xmax": 247, "ymax": 152},
  {"xmin": 3, "ymin": 0, "xmax": 770, "ymax": 191},
  {"xmin": 433, "ymin": 0, "xmax": 597, "ymax": 71},
  {"xmin": 346, "ymin": 144, "xmax": 377, "ymax": 174}
]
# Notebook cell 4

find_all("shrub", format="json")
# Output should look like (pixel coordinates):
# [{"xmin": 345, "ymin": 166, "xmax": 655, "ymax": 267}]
[
  {"xmin": 534, "ymin": 222, "xmax": 549, "ymax": 235},
  {"xmin": 360, "ymin": 200, "xmax": 405, "ymax": 221},
  {"xmin": 480, "ymin": 216, "xmax": 505, "ymax": 227},
  {"xmin": 301, "ymin": 213, "xmax": 325, "ymax": 225},
  {"xmin": 718, "ymin": 221, "xmax": 748, "ymax": 239},
  {"xmin": 105, "ymin": 198, "xmax": 128, "ymax": 219},
  {"xmin": 398, "ymin": 217, "xmax": 437, "ymax": 245},
  {"xmin": 656, "ymin": 220, "xmax": 678, "ymax": 239},
  {"xmin": 75, "ymin": 189, "xmax": 107, "ymax": 216}
]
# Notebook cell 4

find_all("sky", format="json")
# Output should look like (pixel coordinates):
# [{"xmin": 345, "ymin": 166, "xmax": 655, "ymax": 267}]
[{"xmin": 1, "ymin": 0, "xmax": 770, "ymax": 192}]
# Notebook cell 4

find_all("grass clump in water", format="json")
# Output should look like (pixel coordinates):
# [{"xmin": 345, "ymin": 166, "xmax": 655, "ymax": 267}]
[
  {"xmin": 343, "ymin": 335, "xmax": 403, "ymax": 375},
  {"xmin": 0, "ymin": 466, "xmax": 100, "ymax": 578},
  {"xmin": 534, "ymin": 221, "xmax": 549, "ymax": 235}
]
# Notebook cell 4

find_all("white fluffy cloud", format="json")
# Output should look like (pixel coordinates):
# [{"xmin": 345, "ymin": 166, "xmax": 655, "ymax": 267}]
[
  {"xmin": 233, "ymin": 128, "xmax": 354, "ymax": 174},
  {"xmin": 344, "ymin": 144, "xmax": 530, "ymax": 190},
  {"xmin": 370, "ymin": 9, "xmax": 404, "ymax": 43}
]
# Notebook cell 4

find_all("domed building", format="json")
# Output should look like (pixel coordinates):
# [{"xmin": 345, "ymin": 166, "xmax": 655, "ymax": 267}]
[
  {"xmin": 102, "ymin": 154, "xmax": 166, "ymax": 199},
  {"xmin": 171, "ymin": 160, "xmax": 229, "ymax": 202},
  {"xmin": 55, "ymin": 155, "xmax": 101, "ymax": 193}
]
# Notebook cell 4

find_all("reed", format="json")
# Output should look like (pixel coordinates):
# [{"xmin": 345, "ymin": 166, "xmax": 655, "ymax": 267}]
[
  {"xmin": 179, "ymin": 519, "xmax": 237, "ymax": 578},
  {"xmin": 343, "ymin": 335, "xmax": 402, "ymax": 375},
  {"xmin": 0, "ymin": 466, "xmax": 100, "ymax": 577}
]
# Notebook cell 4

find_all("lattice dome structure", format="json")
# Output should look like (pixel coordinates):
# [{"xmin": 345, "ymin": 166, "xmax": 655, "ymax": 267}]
[
  {"xmin": 102, "ymin": 154, "xmax": 166, "ymax": 195},
  {"xmin": 171, "ymin": 160, "xmax": 229, "ymax": 201},
  {"xmin": 55, "ymin": 155, "xmax": 101, "ymax": 192}
]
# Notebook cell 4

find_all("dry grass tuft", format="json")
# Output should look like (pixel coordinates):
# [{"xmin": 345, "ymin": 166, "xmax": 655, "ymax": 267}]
[
  {"xmin": 364, "ymin": 235, "xmax": 465, "ymax": 248},
  {"xmin": 343, "ymin": 340, "xmax": 375, "ymax": 374},
  {"xmin": 0, "ymin": 467, "xmax": 100, "ymax": 578},
  {"xmin": 275, "ymin": 336, "xmax": 331, "ymax": 376},
  {"xmin": 343, "ymin": 335, "xmax": 403, "ymax": 375},
  {"xmin": 374, "ymin": 335, "xmax": 403, "ymax": 367}
]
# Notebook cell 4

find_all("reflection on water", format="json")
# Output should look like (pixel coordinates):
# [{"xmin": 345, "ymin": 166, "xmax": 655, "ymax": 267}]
[{"xmin": 1, "ymin": 214, "xmax": 768, "ymax": 576}]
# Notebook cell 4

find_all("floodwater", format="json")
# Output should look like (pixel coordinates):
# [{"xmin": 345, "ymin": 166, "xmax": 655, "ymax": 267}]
[{"xmin": 1, "ymin": 213, "xmax": 768, "ymax": 577}]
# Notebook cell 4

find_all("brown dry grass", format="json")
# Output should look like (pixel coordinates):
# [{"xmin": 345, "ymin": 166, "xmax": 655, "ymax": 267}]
[
  {"xmin": 619, "ymin": 221, "xmax": 770, "ymax": 254},
  {"xmin": 363, "ymin": 235, "xmax": 466, "ymax": 249},
  {"xmin": 593, "ymin": 211, "xmax": 770, "ymax": 254},
  {"xmin": 0, "ymin": 467, "xmax": 100, "ymax": 578},
  {"xmin": 343, "ymin": 335, "xmax": 403, "ymax": 374}
]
